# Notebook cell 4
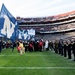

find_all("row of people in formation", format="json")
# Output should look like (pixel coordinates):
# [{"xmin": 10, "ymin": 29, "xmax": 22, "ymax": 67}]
[
  {"xmin": 16, "ymin": 39, "xmax": 75, "ymax": 61},
  {"xmin": 49, "ymin": 39, "xmax": 75, "ymax": 61},
  {"xmin": 0, "ymin": 39, "xmax": 75, "ymax": 61}
]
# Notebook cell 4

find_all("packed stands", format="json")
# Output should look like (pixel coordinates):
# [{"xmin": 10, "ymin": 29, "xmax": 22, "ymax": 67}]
[{"xmin": 17, "ymin": 10, "xmax": 75, "ymax": 40}]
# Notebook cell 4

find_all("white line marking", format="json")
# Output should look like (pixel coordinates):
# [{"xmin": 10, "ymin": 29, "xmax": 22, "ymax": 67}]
[
  {"xmin": 0, "ymin": 67, "xmax": 75, "ymax": 69},
  {"xmin": 0, "ymin": 55, "xmax": 18, "ymax": 56},
  {"xmin": 0, "ymin": 55, "xmax": 51, "ymax": 56}
]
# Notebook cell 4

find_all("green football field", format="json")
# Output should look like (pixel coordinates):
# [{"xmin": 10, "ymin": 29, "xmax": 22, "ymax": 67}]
[{"xmin": 0, "ymin": 48, "xmax": 75, "ymax": 75}]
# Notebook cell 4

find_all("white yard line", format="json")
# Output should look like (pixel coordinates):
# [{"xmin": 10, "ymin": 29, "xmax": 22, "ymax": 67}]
[
  {"xmin": 0, "ymin": 67, "xmax": 75, "ymax": 69},
  {"xmin": 0, "ymin": 55, "xmax": 51, "ymax": 56}
]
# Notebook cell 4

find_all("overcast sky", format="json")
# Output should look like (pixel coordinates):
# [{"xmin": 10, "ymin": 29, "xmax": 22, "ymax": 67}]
[{"xmin": 0, "ymin": 0, "xmax": 75, "ymax": 18}]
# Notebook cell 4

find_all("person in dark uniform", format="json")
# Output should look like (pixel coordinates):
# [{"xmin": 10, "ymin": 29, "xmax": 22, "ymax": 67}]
[
  {"xmin": 11, "ymin": 42, "xmax": 15, "ymax": 52},
  {"xmin": 71, "ymin": 39, "xmax": 75, "ymax": 61},
  {"xmin": 48, "ymin": 41, "xmax": 52, "ymax": 51},
  {"xmin": 67, "ymin": 40, "xmax": 72, "ymax": 59},
  {"xmin": 55, "ymin": 40, "xmax": 59, "ymax": 54},
  {"xmin": 52, "ymin": 40, "xmax": 55, "ymax": 52},
  {"xmin": 23, "ymin": 41, "xmax": 28, "ymax": 52},
  {"xmin": 58, "ymin": 39, "xmax": 63, "ymax": 55},
  {"xmin": 0, "ymin": 40, "xmax": 2, "ymax": 53},
  {"xmin": 34, "ymin": 40, "xmax": 39, "ymax": 51},
  {"xmin": 63, "ymin": 40, "xmax": 67, "ymax": 57},
  {"xmin": 16, "ymin": 41, "xmax": 19, "ymax": 47}
]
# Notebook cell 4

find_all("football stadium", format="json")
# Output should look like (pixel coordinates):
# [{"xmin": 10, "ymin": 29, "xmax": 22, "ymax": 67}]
[{"xmin": 0, "ymin": 0, "xmax": 75, "ymax": 75}]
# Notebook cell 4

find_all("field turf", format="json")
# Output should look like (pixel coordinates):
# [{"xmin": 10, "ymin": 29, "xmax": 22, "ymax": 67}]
[{"xmin": 0, "ymin": 48, "xmax": 75, "ymax": 75}]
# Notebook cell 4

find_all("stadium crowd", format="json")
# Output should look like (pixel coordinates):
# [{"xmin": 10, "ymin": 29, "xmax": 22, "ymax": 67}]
[
  {"xmin": 17, "ymin": 11, "xmax": 75, "ymax": 23},
  {"xmin": 19, "ymin": 22, "xmax": 75, "ymax": 33}
]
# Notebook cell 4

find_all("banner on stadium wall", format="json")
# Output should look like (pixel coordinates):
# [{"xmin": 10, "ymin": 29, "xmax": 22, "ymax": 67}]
[
  {"xmin": 17, "ymin": 29, "xmax": 35, "ymax": 41},
  {"xmin": 0, "ymin": 4, "xmax": 18, "ymax": 41},
  {"xmin": 27, "ymin": 29, "xmax": 35, "ymax": 36}
]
